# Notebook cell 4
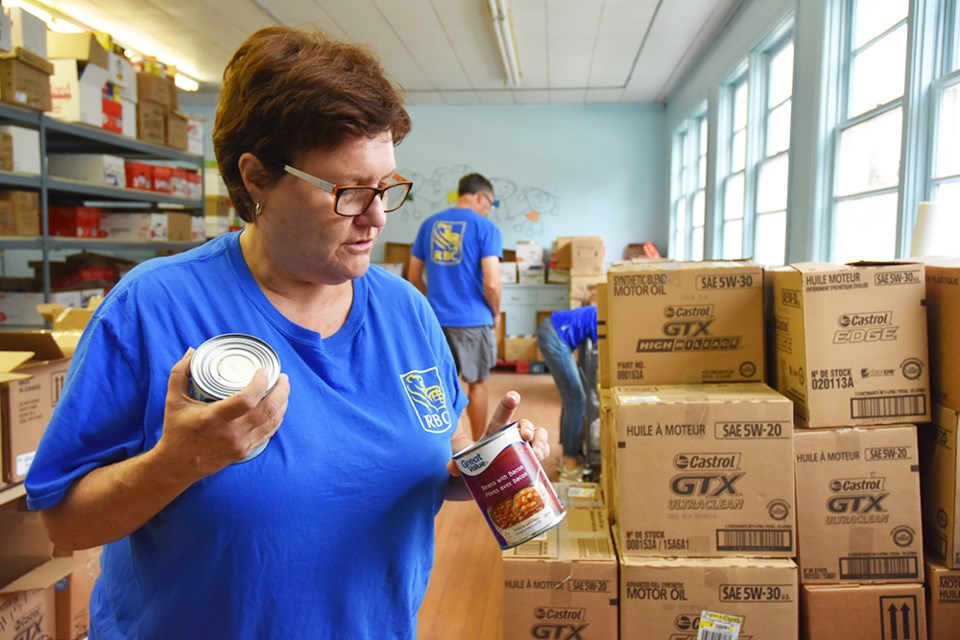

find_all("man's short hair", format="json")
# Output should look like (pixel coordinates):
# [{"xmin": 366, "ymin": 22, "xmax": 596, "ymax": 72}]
[{"xmin": 458, "ymin": 173, "xmax": 494, "ymax": 196}]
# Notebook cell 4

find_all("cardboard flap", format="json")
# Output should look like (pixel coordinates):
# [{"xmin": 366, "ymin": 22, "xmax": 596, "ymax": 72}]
[
  {"xmin": 0, "ymin": 556, "xmax": 86, "ymax": 593},
  {"xmin": 0, "ymin": 351, "xmax": 35, "ymax": 375},
  {"xmin": 0, "ymin": 46, "xmax": 55, "ymax": 75},
  {"xmin": 0, "ymin": 332, "xmax": 68, "ymax": 361}
]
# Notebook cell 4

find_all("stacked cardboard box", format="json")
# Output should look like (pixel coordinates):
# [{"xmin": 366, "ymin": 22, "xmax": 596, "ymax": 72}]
[
  {"xmin": 549, "ymin": 236, "xmax": 607, "ymax": 307},
  {"xmin": 0, "ymin": 8, "xmax": 53, "ymax": 112},
  {"xmin": 767, "ymin": 261, "xmax": 931, "ymax": 639}
]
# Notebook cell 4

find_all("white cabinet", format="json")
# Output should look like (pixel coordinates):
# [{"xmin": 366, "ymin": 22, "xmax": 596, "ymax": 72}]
[{"xmin": 501, "ymin": 284, "xmax": 568, "ymax": 336}]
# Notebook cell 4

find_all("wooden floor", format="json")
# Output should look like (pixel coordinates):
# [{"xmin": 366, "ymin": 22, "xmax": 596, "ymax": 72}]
[{"xmin": 417, "ymin": 370, "xmax": 563, "ymax": 640}]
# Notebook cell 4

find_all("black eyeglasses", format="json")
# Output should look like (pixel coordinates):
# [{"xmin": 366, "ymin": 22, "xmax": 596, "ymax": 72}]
[{"xmin": 283, "ymin": 165, "xmax": 414, "ymax": 217}]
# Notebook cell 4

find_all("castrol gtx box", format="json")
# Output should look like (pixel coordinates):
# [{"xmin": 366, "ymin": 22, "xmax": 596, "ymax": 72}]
[
  {"xmin": 502, "ymin": 506, "xmax": 618, "ymax": 640},
  {"xmin": 925, "ymin": 556, "xmax": 960, "ymax": 640},
  {"xmin": 918, "ymin": 404, "xmax": 960, "ymax": 568},
  {"xmin": 923, "ymin": 258, "xmax": 960, "ymax": 412},
  {"xmin": 767, "ymin": 261, "xmax": 929, "ymax": 428},
  {"xmin": 618, "ymin": 555, "xmax": 799, "ymax": 640},
  {"xmin": 794, "ymin": 426, "xmax": 923, "ymax": 584},
  {"xmin": 598, "ymin": 260, "xmax": 764, "ymax": 388},
  {"xmin": 609, "ymin": 383, "xmax": 795, "ymax": 558},
  {"xmin": 800, "ymin": 583, "xmax": 927, "ymax": 640}
]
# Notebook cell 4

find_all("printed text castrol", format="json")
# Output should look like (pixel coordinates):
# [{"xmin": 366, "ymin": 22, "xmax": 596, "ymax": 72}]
[
  {"xmin": 454, "ymin": 422, "xmax": 565, "ymax": 549},
  {"xmin": 189, "ymin": 333, "xmax": 281, "ymax": 463}
]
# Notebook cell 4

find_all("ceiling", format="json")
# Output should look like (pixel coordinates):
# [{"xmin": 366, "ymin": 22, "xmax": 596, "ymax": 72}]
[{"xmin": 44, "ymin": 0, "xmax": 743, "ymax": 105}]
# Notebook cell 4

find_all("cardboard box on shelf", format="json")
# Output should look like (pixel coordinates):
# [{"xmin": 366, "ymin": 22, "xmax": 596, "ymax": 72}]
[
  {"xmin": 107, "ymin": 51, "xmax": 135, "ymax": 91},
  {"xmin": 54, "ymin": 546, "xmax": 102, "ymax": 640},
  {"xmin": 568, "ymin": 273, "xmax": 606, "ymax": 308},
  {"xmin": 625, "ymin": 241, "xmax": 662, "ymax": 260},
  {"xmin": 794, "ymin": 425, "xmax": 923, "ymax": 585},
  {"xmin": 599, "ymin": 260, "xmax": 765, "ymax": 387},
  {"xmin": 48, "ymin": 206, "xmax": 101, "ymax": 238},
  {"xmin": 166, "ymin": 212, "xmax": 192, "ymax": 242},
  {"xmin": 187, "ymin": 117, "xmax": 204, "ymax": 156},
  {"xmin": 800, "ymin": 583, "xmax": 926, "ymax": 640},
  {"xmin": 49, "ymin": 58, "xmax": 110, "ymax": 127},
  {"xmin": 151, "ymin": 165, "xmax": 172, "ymax": 193},
  {"xmin": 205, "ymin": 195, "xmax": 232, "ymax": 218},
  {"xmin": 46, "ymin": 32, "xmax": 109, "ymax": 68},
  {"xmin": 502, "ymin": 506, "xmax": 617, "ymax": 640},
  {"xmin": 0, "ymin": 587, "xmax": 56, "ymax": 640},
  {"xmin": 0, "ymin": 47, "xmax": 53, "ymax": 111},
  {"xmin": 517, "ymin": 264, "xmax": 545, "ymax": 285},
  {"xmin": 499, "ymin": 261, "xmax": 517, "ymax": 284},
  {"xmin": 0, "ymin": 125, "xmax": 40, "ymax": 174},
  {"xmin": 0, "ymin": 10, "xmax": 10, "ymax": 55},
  {"xmin": 137, "ymin": 71, "xmax": 171, "ymax": 107},
  {"xmin": 166, "ymin": 110, "xmax": 188, "ymax": 150},
  {"xmin": 6, "ymin": 7, "xmax": 46, "ymax": 57},
  {"xmin": 924, "ymin": 259, "xmax": 960, "ymax": 411},
  {"xmin": 0, "ymin": 286, "xmax": 102, "ymax": 328},
  {"xmin": 619, "ymin": 556, "xmax": 799, "ymax": 640},
  {"xmin": 504, "ymin": 336, "xmax": 538, "ymax": 362},
  {"xmin": 383, "ymin": 242, "xmax": 411, "ymax": 276},
  {"xmin": 136, "ymin": 100, "xmax": 166, "ymax": 146},
  {"xmin": 925, "ymin": 557, "xmax": 960, "ymax": 640},
  {"xmin": 556, "ymin": 236, "xmax": 605, "ymax": 273},
  {"xmin": 608, "ymin": 383, "xmax": 796, "ymax": 558},
  {"xmin": 920, "ymin": 403, "xmax": 960, "ymax": 568},
  {"xmin": 515, "ymin": 241, "xmax": 544, "ymax": 271},
  {"xmin": 97, "ymin": 211, "xmax": 152, "ymax": 242},
  {"xmin": 0, "ymin": 189, "xmax": 39, "ymax": 236},
  {"xmin": 0, "ymin": 130, "xmax": 10, "ymax": 172},
  {"xmin": 102, "ymin": 96, "xmax": 122, "ymax": 134},
  {"xmin": 125, "ymin": 160, "xmax": 152, "ymax": 190},
  {"xmin": 48, "ymin": 153, "xmax": 125, "ymax": 188},
  {"xmin": 767, "ymin": 261, "xmax": 930, "ymax": 428}
]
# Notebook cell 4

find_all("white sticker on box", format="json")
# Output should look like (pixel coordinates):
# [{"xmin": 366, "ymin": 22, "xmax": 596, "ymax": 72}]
[
  {"xmin": 697, "ymin": 610, "xmax": 742, "ymax": 640},
  {"xmin": 16, "ymin": 450, "xmax": 35, "ymax": 476},
  {"xmin": 566, "ymin": 487, "xmax": 596, "ymax": 498},
  {"xmin": 15, "ymin": 91, "xmax": 25, "ymax": 103},
  {"xmin": 621, "ymin": 395, "xmax": 661, "ymax": 404}
]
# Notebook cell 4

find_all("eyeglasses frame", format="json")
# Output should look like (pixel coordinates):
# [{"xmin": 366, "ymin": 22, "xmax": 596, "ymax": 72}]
[{"xmin": 282, "ymin": 164, "xmax": 413, "ymax": 217}]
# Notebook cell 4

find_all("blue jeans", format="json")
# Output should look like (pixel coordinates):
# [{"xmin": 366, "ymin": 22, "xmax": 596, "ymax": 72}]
[{"xmin": 536, "ymin": 317, "xmax": 585, "ymax": 458}]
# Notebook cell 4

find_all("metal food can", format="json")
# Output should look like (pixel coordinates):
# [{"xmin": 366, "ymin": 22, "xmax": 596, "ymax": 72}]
[
  {"xmin": 189, "ymin": 333, "xmax": 281, "ymax": 463},
  {"xmin": 453, "ymin": 422, "xmax": 565, "ymax": 549}
]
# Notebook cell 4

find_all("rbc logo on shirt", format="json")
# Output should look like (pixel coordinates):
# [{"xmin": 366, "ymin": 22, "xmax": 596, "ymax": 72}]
[
  {"xmin": 401, "ymin": 368, "xmax": 453, "ymax": 433},
  {"xmin": 430, "ymin": 221, "xmax": 465, "ymax": 265}
]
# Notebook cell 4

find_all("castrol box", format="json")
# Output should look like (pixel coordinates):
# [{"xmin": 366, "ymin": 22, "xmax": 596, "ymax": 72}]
[
  {"xmin": 923, "ymin": 259, "xmax": 960, "ymax": 411},
  {"xmin": 618, "ymin": 555, "xmax": 799, "ymax": 640},
  {"xmin": 794, "ymin": 426, "xmax": 924, "ymax": 585},
  {"xmin": 502, "ymin": 506, "xmax": 618, "ymax": 640},
  {"xmin": 767, "ymin": 261, "xmax": 929, "ymax": 428},
  {"xmin": 598, "ymin": 260, "xmax": 764, "ymax": 388},
  {"xmin": 609, "ymin": 383, "xmax": 795, "ymax": 558},
  {"xmin": 800, "ymin": 583, "xmax": 927, "ymax": 640},
  {"xmin": 925, "ymin": 557, "xmax": 960, "ymax": 640},
  {"xmin": 918, "ymin": 404, "xmax": 960, "ymax": 568}
]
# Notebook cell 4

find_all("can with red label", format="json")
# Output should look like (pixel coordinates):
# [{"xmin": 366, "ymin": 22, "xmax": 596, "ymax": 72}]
[
  {"xmin": 189, "ymin": 333, "xmax": 281, "ymax": 463},
  {"xmin": 453, "ymin": 422, "xmax": 565, "ymax": 549}
]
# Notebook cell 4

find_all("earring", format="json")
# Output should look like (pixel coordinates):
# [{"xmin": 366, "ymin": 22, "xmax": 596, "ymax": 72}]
[{"xmin": 254, "ymin": 201, "xmax": 263, "ymax": 217}]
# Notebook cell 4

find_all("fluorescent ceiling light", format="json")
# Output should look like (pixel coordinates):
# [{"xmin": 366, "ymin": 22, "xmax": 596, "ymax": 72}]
[{"xmin": 488, "ymin": 0, "xmax": 521, "ymax": 86}]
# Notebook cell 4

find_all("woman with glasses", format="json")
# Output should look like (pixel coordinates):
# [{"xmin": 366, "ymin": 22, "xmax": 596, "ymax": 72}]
[{"xmin": 25, "ymin": 27, "xmax": 550, "ymax": 639}]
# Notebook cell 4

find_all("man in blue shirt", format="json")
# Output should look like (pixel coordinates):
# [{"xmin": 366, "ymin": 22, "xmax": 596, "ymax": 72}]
[{"xmin": 408, "ymin": 173, "xmax": 503, "ymax": 440}]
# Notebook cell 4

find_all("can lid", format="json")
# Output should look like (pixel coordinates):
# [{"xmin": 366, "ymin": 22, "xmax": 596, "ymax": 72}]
[
  {"xmin": 190, "ymin": 333, "xmax": 281, "ymax": 400},
  {"xmin": 453, "ymin": 421, "xmax": 519, "ymax": 459}
]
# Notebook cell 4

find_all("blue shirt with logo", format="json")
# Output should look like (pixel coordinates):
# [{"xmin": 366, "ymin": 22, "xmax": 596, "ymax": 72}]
[
  {"xmin": 25, "ymin": 231, "xmax": 467, "ymax": 640},
  {"xmin": 411, "ymin": 207, "xmax": 503, "ymax": 327}
]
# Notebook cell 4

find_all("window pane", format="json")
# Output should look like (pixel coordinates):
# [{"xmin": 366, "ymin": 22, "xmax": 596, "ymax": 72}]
[
  {"xmin": 697, "ymin": 156, "xmax": 707, "ymax": 188},
  {"xmin": 673, "ymin": 228, "xmax": 686, "ymax": 260},
  {"xmin": 755, "ymin": 211, "xmax": 787, "ymax": 266},
  {"xmin": 731, "ymin": 129, "xmax": 747, "ymax": 172},
  {"xmin": 722, "ymin": 220, "xmax": 744, "ymax": 259},
  {"xmin": 724, "ymin": 173, "xmax": 745, "ymax": 221},
  {"xmin": 934, "ymin": 179, "xmax": 960, "ymax": 210},
  {"xmin": 768, "ymin": 42, "xmax": 794, "ymax": 107},
  {"xmin": 757, "ymin": 154, "xmax": 789, "ymax": 214},
  {"xmin": 766, "ymin": 100, "xmax": 792, "ymax": 156},
  {"xmin": 849, "ymin": 25, "xmax": 906, "ymax": 117},
  {"xmin": 676, "ymin": 198, "xmax": 687, "ymax": 231},
  {"xmin": 699, "ymin": 117, "xmax": 708, "ymax": 154},
  {"xmin": 733, "ymin": 82, "xmax": 749, "ymax": 130},
  {"xmin": 836, "ymin": 108, "xmax": 903, "ymax": 197},
  {"xmin": 691, "ymin": 228, "xmax": 705, "ymax": 261},
  {"xmin": 692, "ymin": 190, "xmax": 706, "ymax": 226},
  {"xmin": 832, "ymin": 192, "xmax": 899, "ymax": 263},
  {"xmin": 936, "ymin": 82, "xmax": 960, "ymax": 179},
  {"xmin": 853, "ymin": 0, "xmax": 908, "ymax": 49}
]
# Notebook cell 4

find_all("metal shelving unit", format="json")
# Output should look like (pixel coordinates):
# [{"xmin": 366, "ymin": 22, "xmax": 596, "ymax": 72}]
[{"xmin": 0, "ymin": 103, "xmax": 205, "ymax": 300}]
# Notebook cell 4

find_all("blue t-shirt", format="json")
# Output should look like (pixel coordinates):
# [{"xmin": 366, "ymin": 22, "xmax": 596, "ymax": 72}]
[
  {"xmin": 25, "ymin": 231, "xmax": 467, "ymax": 640},
  {"xmin": 549, "ymin": 305, "xmax": 598, "ymax": 350},
  {"xmin": 410, "ymin": 207, "xmax": 502, "ymax": 327}
]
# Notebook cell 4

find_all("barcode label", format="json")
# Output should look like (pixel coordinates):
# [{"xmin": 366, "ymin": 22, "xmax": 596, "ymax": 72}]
[
  {"xmin": 850, "ymin": 394, "xmax": 926, "ymax": 419},
  {"xmin": 697, "ymin": 610, "xmax": 742, "ymax": 640},
  {"xmin": 577, "ymin": 537, "xmax": 612, "ymax": 559},
  {"xmin": 513, "ymin": 540, "xmax": 549, "ymax": 556},
  {"xmin": 839, "ymin": 555, "xmax": 919, "ymax": 580},
  {"xmin": 716, "ymin": 528, "xmax": 792, "ymax": 552},
  {"xmin": 699, "ymin": 632, "xmax": 736, "ymax": 640}
]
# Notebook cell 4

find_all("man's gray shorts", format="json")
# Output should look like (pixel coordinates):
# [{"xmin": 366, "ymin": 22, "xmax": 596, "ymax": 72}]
[{"xmin": 441, "ymin": 326, "xmax": 497, "ymax": 383}]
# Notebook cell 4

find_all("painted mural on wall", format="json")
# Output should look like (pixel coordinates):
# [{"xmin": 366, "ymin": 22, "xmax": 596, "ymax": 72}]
[{"xmin": 397, "ymin": 165, "xmax": 560, "ymax": 241}]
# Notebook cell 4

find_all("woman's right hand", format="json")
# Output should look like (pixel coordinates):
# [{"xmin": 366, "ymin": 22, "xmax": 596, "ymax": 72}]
[{"xmin": 154, "ymin": 348, "xmax": 291, "ymax": 480}]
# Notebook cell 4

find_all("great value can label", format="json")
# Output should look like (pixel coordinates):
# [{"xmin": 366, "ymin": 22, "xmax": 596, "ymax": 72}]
[{"xmin": 454, "ymin": 422, "xmax": 565, "ymax": 549}]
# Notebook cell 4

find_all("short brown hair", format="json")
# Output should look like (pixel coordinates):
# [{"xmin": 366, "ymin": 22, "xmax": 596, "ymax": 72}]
[{"xmin": 213, "ymin": 27, "xmax": 412, "ymax": 221}]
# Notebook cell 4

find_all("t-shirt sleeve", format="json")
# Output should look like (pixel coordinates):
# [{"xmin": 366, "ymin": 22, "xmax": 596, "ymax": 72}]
[
  {"xmin": 25, "ymin": 303, "xmax": 149, "ymax": 511},
  {"xmin": 482, "ymin": 221, "xmax": 503, "ymax": 260}
]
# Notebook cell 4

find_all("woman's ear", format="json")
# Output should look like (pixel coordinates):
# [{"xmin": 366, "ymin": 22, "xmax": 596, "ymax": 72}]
[{"xmin": 238, "ymin": 152, "xmax": 270, "ymax": 203}]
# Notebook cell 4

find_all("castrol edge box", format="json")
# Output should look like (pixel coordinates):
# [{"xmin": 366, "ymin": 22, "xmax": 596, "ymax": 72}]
[
  {"xmin": 923, "ymin": 259, "xmax": 960, "ymax": 411},
  {"xmin": 598, "ymin": 260, "xmax": 764, "ymax": 388},
  {"xmin": 609, "ymin": 383, "xmax": 795, "ymax": 558},
  {"xmin": 619, "ymin": 556, "xmax": 799, "ymax": 640},
  {"xmin": 800, "ymin": 583, "xmax": 927, "ymax": 640},
  {"xmin": 925, "ymin": 556, "xmax": 960, "ymax": 640},
  {"xmin": 794, "ymin": 426, "xmax": 924, "ymax": 585},
  {"xmin": 502, "ymin": 506, "xmax": 618, "ymax": 640},
  {"xmin": 918, "ymin": 404, "xmax": 960, "ymax": 568},
  {"xmin": 767, "ymin": 261, "xmax": 929, "ymax": 428}
]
